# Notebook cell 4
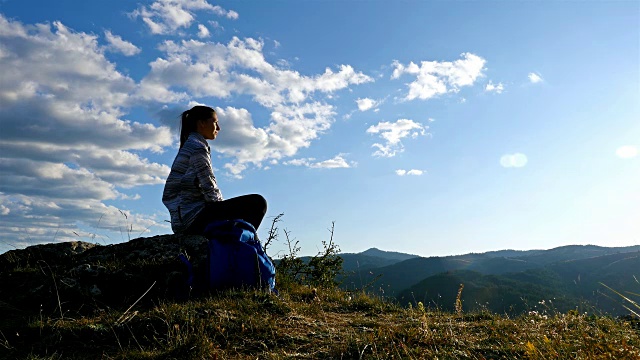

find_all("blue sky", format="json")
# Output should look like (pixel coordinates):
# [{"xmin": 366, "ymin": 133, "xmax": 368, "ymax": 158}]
[{"xmin": 0, "ymin": 1, "xmax": 638, "ymax": 257}]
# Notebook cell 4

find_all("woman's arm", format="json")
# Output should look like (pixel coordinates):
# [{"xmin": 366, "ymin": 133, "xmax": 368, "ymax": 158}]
[{"xmin": 191, "ymin": 146, "xmax": 223, "ymax": 202}]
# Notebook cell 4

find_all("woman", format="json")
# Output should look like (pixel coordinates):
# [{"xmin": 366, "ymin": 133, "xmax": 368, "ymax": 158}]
[{"xmin": 162, "ymin": 105, "xmax": 267, "ymax": 235}]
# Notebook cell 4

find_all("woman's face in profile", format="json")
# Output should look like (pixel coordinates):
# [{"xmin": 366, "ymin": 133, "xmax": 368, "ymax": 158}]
[{"xmin": 198, "ymin": 112, "xmax": 220, "ymax": 140}]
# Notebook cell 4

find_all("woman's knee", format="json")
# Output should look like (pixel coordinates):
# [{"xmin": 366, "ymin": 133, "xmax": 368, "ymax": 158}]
[{"xmin": 251, "ymin": 194, "xmax": 267, "ymax": 214}]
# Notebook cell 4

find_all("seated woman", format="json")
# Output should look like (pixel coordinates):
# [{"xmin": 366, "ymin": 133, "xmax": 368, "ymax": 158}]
[{"xmin": 162, "ymin": 105, "xmax": 267, "ymax": 235}]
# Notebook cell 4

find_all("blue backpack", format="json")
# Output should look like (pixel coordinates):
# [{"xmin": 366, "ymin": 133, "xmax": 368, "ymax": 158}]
[{"xmin": 203, "ymin": 219, "xmax": 276, "ymax": 293}]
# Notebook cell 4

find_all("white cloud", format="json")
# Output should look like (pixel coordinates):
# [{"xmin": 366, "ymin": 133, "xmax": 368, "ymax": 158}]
[
  {"xmin": 208, "ymin": 20, "xmax": 223, "ymax": 31},
  {"xmin": 1, "ymin": 19, "xmax": 135, "ymax": 110},
  {"xmin": 197, "ymin": 24, "xmax": 210, "ymax": 38},
  {"xmin": 120, "ymin": 193, "xmax": 142, "ymax": 200},
  {"xmin": 0, "ymin": 205, "xmax": 11, "ymax": 215},
  {"xmin": 137, "ymin": 37, "xmax": 371, "ymax": 173},
  {"xmin": 500, "ymin": 153, "xmax": 528, "ymax": 168},
  {"xmin": 0, "ymin": 158, "xmax": 119, "ymax": 200},
  {"xmin": 202, "ymin": 103, "xmax": 341, "ymax": 175},
  {"xmin": 485, "ymin": 81, "xmax": 504, "ymax": 94},
  {"xmin": 1, "ymin": 144, "xmax": 170, "ymax": 188},
  {"xmin": 396, "ymin": 169, "xmax": 424, "ymax": 176},
  {"xmin": 528, "ymin": 72, "xmax": 543, "ymax": 83},
  {"xmin": 391, "ymin": 53, "xmax": 486, "ymax": 101},
  {"xmin": 131, "ymin": 0, "xmax": 239, "ymax": 35},
  {"xmin": 366, "ymin": 119, "xmax": 428, "ymax": 157},
  {"xmin": 0, "ymin": 15, "xmax": 172, "ymax": 246},
  {"xmin": 284, "ymin": 158, "xmax": 313, "ymax": 167},
  {"xmin": 104, "ymin": 30, "xmax": 141, "ymax": 56},
  {"xmin": 309, "ymin": 155, "xmax": 353, "ymax": 168},
  {"xmin": 139, "ymin": 37, "xmax": 373, "ymax": 107},
  {"xmin": 616, "ymin": 146, "xmax": 638, "ymax": 159},
  {"xmin": 284, "ymin": 154, "xmax": 354, "ymax": 169},
  {"xmin": 276, "ymin": 59, "xmax": 291, "ymax": 68},
  {"xmin": 356, "ymin": 97, "xmax": 379, "ymax": 111},
  {"xmin": 221, "ymin": 9, "xmax": 239, "ymax": 20},
  {"xmin": 223, "ymin": 162, "xmax": 247, "ymax": 179},
  {"xmin": 0, "ymin": 193, "xmax": 163, "ymax": 248},
  {"xmin": 274, "ymin": 40, "xmax": 281, "ymax": 48},
  {"xmin": 0, "ymin": 14, "xmax": 373, "ymax": 249}
]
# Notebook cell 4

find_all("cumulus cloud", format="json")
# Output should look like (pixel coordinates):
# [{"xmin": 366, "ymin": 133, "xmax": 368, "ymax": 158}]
[
  {"xmin": 137, "ymin": 37, "xmax": 371, "ymax": 173},
  {"xmin": 366, "ymin": 119, "xmax": 428, "ymax": 157},
  {"xmin": 485, "ymin": 81, "xmax": 504, "ymax": 94},
  {"xmin": 209, "ymin": 20, "xmax": 223, "ymax": 31},
  {"xmin": 284, "ymin": 154, "xmax": 354, "ymax": 169},
  {"xmin": 0, "ymin": 15, "xmax": 172, "ymax": 247},
  {"xmin": 205, "ymin": 103, "xmax": 340, "ymax": 177},
  {"xmin": 1, "ymin": 19, "xmax": 135, "ymax": 111},
  {"xmin": 197, "ymin": 24, "xmax": 210, "ymax": 38},
  {"xmin": 139, "ymin": 37, "xmax": 373, "ymax": 107},
  {"xmin": 356, "ymin": 97, "xmax": 380, "ymax": 111},
  {"xmin": 391, "ymin": 53, "xmax": 486, "ymax": 101},
  {"xmin": 616, "ymin": 146, "xmax": 638, "ymax": 159},
  {"xmin": 0, "ymin": 13, "xmax": 373, "ymax": 249},
  {"xmin": 104, "ymin": 30, "xmax": 141, "ymax": 56},
  {"xmin": 528, "ymin": 72, "xmax": 543, "ymax": 83},
  {"xmin": 0, "ymin": 158, "xmax": 119, "ymax": 200},
  {"xmin": 131, "ymin": 0, "xmax": 239, "ymax": 35},
  {"xmin": 0, "ymin": 193, "xmax": 164, "ymax": 249},
  {"xmin": 500, "ymin": 153, "xmax": 528, "ymax": 168},
  {"xmin": 396, "ymin": 169, "xmax": 424, "ymax": 176}
]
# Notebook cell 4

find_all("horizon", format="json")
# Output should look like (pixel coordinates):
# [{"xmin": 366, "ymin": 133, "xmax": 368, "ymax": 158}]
[
  {"xmin": 0, "ymin": 1, "xmax": 638, "ymax": 258},
  {"xmin": 3, "ymin": 237, "xmax": 639, "ymax": 260},
  {"xmin": 334, "ymin": 242, "xmax": 640, "ymax": 258}
]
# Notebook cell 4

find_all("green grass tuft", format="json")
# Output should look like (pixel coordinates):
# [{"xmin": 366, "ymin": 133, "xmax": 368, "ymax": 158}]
[{"xmin": 2, "ymin": 283, "xmax": 638, "ymax": 359}]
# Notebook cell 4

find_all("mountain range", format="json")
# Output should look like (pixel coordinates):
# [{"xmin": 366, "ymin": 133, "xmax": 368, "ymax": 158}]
[{"xmin": 336, "ymin": 245, "xmax": 640, "ymax": 316}]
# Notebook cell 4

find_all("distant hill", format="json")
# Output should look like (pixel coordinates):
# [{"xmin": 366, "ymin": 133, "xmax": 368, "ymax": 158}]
[
  {"xmin": 340, "ymin": 251, "xmax": 540, "ymax": 296},
  {"xmin": 508, "ymin": 244, "xmax": 640, "ymax": 265},
  {"xmin": 284, "ymin": 247, "xmax": 419, "ymax": 276},
  {"xmin": 338, "ymin": 248, "xmax": 418, "ymax": 273},
  {"xmin": 340, "ymin": 244, "xmax": 640, "ymax": 303},
  {"xmin": 358, "ymin": 248, "xmax": 418, "ymax": 261},
  {"xmin": 397, "ymin": 251, "xmax": 640, "ymax": 316}
]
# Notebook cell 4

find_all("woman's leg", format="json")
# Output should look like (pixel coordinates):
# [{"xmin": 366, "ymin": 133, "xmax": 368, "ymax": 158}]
[{"xmin": 185, "ymin": 194, "xmax": 267, "ymax": 235}]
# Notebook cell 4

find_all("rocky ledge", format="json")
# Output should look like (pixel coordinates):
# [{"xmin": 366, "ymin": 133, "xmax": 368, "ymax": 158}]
[{"xmin": 0, "ymin": 235, "xmax": 211, "ymax": 322}]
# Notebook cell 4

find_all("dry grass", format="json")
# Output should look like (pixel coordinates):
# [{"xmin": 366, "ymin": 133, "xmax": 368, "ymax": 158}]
[{"xmin": 2, "ymin": 283, "xmax": 639, "ymax": 359}]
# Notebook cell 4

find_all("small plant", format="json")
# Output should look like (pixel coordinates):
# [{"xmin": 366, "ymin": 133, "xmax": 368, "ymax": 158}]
[
  {"xmin": 272, "ymin": 217, "xmax": 343, "ymax": 289},
  {"xmin": 307, "ymin": 221, "xmax": 343, "ymax": 288},
  {"xmin": 416, "ymin": 301, "xmax": 425, "ymax": 314},
  {"xmin": 276, "ymin": 228, "xmax": 307, "ymax": 286},
  {"xmin": 455, "ymin": 283, "xmax": 464, "ymax": 316},
  {"xmin": 262, "ymin": 212, "xmax": 284, "ymax": 253}
]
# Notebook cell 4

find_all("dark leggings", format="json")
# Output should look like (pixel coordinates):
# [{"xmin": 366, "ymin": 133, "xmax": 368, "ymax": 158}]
[{"xmin": 184, "ymin": 194, "xmax": 267, "ymax": 235}]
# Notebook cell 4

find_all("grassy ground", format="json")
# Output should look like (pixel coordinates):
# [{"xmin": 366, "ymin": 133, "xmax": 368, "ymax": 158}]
[{"xmin": 2, "ymin": 283, "xmax": 638, "ymax": 359}]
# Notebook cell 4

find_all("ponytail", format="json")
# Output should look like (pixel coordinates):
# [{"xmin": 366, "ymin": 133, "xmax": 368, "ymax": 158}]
[{"xmin": 179, "ymin": 105, "xmax": 215, "ymax": 148}]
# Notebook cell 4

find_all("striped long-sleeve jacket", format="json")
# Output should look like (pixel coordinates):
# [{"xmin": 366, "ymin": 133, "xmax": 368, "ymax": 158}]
[{"xmin": 162, "ymin": 132, "xmax": 223, "ymax": 233}]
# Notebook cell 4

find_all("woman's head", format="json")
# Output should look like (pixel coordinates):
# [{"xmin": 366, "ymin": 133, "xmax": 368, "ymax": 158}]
[{"xmin": 179, "ymin": 105, "xmax": 220, "ymax": 147}]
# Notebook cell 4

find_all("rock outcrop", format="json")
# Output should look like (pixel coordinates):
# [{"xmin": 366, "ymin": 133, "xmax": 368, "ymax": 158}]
[{"xmin": 0, "ymin": 235, "xmax": 210, "ymax": 320}]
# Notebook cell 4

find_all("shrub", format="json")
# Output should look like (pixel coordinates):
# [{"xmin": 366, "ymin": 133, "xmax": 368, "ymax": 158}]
[{"xmin": 268, "ymin": 216, "xmax": 343, "ymax": 289}]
